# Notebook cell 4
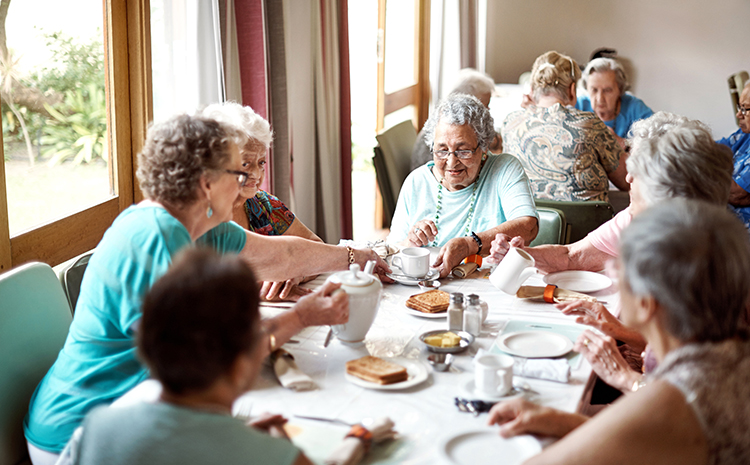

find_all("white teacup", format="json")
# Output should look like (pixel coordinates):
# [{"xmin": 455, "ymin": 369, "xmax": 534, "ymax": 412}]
[
  {"xmin": 489, "ymin": 247, "xmax": 538, "ymax": 295},
  {"xmin": 391, "ymin": 247, "xmax": 430, "ymax": 278},
  {"xmin": 475, "ymin": 354, "xmax": 514, "ymax": 396}
]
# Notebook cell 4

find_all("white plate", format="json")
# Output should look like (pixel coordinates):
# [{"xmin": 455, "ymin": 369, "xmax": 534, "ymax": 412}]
[
  {"xmin": 543, "ymin": 270, "xmax": 612, "ymax": 293},
  {"xmin": 440, "ymin": 430, "xmax": 541, "ymax": 465},
  {"xmin": 460, "ymin": 378, "xmax": 524, "ymax": 402},
  {"xmin": 404, "ymin": 306, "xmax": 446, "ymax": 319},
  {"xmin": 386, "ymin": 268, "xmax": 439, "ymax": 286},
  {"xmin": 496, "ymin": 331, "xmax": 573, "ymax": 358},
  {"xmin": 344, "ymin": 358, "xmax": 429, "ymax": 391}
]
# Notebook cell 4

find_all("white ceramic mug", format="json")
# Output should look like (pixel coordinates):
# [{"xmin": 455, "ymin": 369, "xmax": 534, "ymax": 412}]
[
  {"xmin": 475, "ymin": 354, "xmax": 514, "ymax": 396},
  {"xmin": 391, "ymin": 247, "xmax": 430, "ymax": 277},
  {"xmin": 489, "ymin": 247, "xmax": 537, "ymax": 294}
]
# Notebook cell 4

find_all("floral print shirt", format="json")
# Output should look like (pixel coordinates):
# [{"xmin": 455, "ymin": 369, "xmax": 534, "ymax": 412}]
[{"xmin": 244, "ymin": 191, "xmax": 295, "ymax": 236}]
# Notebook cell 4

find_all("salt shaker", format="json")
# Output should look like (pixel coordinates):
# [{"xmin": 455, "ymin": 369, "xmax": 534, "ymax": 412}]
[
  {"xmin": 463, "ymin": 294, "xmax": 481, "ymax": 337},
  {"xmin": 447, "ymin": 292, "xmax": 465, "ymax": 332}
]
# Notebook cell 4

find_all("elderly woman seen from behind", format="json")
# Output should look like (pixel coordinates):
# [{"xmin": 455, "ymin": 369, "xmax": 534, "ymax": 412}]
[
  {"xmin": 201, "ymin": 102, "xmax": 322, "ymax": 301},
  {"xmin": 488, "ymin": 112, "xmax": 734, "ymax": 392},
  {"xmin": 488, "ymin": 199, "xmax": 750, "ymax": 464},
  {"xmin": 388, "ymin": 93, "xmax": 538, "ymax": 277},
  {"xmin": 23, "ymin": 114, "xmax": 388, "ymax": 465},
  {"xmin": 503, "ymin": 51, "xmax": 629, "ymax": 202}
]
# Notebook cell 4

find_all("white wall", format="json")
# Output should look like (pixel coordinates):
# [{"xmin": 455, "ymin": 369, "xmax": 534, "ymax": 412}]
[{"xmin": 485, "ymin": 0, "xmax": 750, "ymax": 137}]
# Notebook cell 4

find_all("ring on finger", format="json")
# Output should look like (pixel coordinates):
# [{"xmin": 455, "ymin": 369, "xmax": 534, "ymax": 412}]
[
  {"xmin": 583, "ymin": 339, "xmax": 590, "ymax": 347},
  {"xmin": 414, "ymin": 227, "xmax": 421, "ymax": 234}
]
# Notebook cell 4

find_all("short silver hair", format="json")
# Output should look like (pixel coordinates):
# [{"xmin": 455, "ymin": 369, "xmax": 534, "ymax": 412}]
[
  {"xmin": 620, "ymin": 199, "xmax": 750, "ymax": 342},
  {"xmin": 200, "ymin": 101, "xmax": 273, "ymax": 150},
  {"xmin": 626, "ymin": 112, "xmax": 733, "ymax": 206},
  {"xmin": 423, "ymin": 93, "xmax": 496, "ymax": 151},
  {"xmin": 451, "ymin": 68, "xmax": 495, "ymax": 100},
  {"xmin": 530, "ymin": 51, "xmax": 581, "ymax": 103},
  {"xmin": 581, "ymin": 57, "xmax": 629, "ymax": 94}
]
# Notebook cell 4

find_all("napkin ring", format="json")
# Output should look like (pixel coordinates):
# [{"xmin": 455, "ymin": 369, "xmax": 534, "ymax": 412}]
[
  {"xmin": 346, "ymin": 424, "xmax": 373, "ymax": 453},
  {"xmin": 543, "ymin": 284, "xmax": 558, "ymax": 303}
]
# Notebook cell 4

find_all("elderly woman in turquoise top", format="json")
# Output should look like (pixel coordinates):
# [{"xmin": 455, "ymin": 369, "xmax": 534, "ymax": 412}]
[
  {"xmin": 23, "ymin": 114, "xmax": 388, "ymax": 465},
  {"xmin": 388, "ymin": 93, "xmax": 538, "ymax": 278},
  {"xmin": 201, "ymin": 102, "xmax": 322, "ymax": 301}
]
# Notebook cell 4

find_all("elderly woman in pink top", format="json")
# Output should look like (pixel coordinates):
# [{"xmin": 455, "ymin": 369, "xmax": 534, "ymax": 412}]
[{"xmin": 487, "ymin": 112, "xmax": 733, "ymax": 392}]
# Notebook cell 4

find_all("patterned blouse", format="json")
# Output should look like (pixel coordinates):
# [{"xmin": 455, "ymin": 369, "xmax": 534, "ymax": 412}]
[
  {"xmin": 502, "ymin": 104, "xmax": 624, "ymax": 202},
  {"xmin": 652, "ymin": 337, "xmax": 750, "ymax": 464},
  {"xmin": 243, "ymin": 191, "xmax": 296, "ymax": 236}
]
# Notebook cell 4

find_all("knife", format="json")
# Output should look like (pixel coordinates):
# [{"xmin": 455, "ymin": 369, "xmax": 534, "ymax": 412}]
[{"xmin": 294, "ymin": 415, "xmax": 353, "ymax": 426}]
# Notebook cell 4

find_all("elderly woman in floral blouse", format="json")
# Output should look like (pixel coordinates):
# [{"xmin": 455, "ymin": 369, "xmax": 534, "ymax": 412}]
[{"xmin": 201, "ymin": 102, "xmax": 322, "ymax": 300}]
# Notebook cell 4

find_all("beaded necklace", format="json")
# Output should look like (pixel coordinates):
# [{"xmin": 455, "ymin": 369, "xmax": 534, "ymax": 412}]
[{"xmin": 431, "ymin": 177, "xmax": 479, "ymax": 247}]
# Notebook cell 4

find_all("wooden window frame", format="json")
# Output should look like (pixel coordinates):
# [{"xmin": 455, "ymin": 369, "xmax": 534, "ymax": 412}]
[{"xmin": 0, "ymin": 0, "xmax": 152, "ymax": 271}]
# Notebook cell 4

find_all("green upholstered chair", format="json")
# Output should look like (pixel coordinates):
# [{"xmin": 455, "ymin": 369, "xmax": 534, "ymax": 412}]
[
  {"xmin": 373, "ymin": 120, "xmax": 417, "ymax": 226},
  {"xmin": 530, "ymin": 207, "xmax": 567, "ymax": 246},
  {"xmin": 534, "ymin": 199, "xmax": 614, "ymax": 244},
  {"xmin": 0, "ymin": 262, "xmax": 72, "ymax": 465},
  {"xmin": 373, "ymin": 145, "xmax": 397, "ymax": 225},
  {"xmin": 59, "ymin": 251, "xmax": 94, "ymax": 315}
]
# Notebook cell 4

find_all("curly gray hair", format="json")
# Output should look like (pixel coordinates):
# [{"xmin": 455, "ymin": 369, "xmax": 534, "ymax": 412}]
[
  {"xmin": 199, "ymin": 101, "xmax": 273, "ymax": 150},
  {"xmin": 137, "ymin": 114, "xmax": 244, "ymax": 205},
  {"xmin": 423, "ymin": 93, "xmax": 496, "ymax": 151},
  {"xmin": 620, "ymin": 199, "xmax": 750, "ymax": 342},
  {"xmin": 626, "ymin": 112, "xmax": 733, "ymax": 206},
  {"xmin": 581, "ymin": 57, "xmax": 629, "ymax": 94}
]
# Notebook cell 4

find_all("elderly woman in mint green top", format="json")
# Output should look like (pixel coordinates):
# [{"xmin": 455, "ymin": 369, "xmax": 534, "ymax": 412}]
[
  {"xmin": 23, "ymin": 114, "xmax": 388, "ymax": 464},
  {"xmin": 388, "ymin": 93, "xmax": 538, "ymax": 278}
]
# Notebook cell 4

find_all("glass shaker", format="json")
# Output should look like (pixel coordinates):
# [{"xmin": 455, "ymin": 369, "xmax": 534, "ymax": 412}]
[
  {"xmin": 463, "ymin": 294, "xmax": 481, "ymax": 337},
  {"xmin": 447, "ymin": 292, "xmax": 464, "ymax": 332}
]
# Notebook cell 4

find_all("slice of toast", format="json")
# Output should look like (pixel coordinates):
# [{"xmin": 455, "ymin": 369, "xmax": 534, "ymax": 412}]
[
  {"xmin": 345, "ymin": 356, "xmax": 408, "ymax": 385},
  {"xmin": 406, "ymin": 289, "xmax": 449, "ymax": 313}
]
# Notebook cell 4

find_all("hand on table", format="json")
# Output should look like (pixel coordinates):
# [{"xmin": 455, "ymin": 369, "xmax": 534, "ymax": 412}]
[
  {"xmin": 487, "ymin": 398, "xmax": 586, "ymax": 439},
  {"xmin": 249, "ymin": 413, "xmax": 290, "ymax": 440},
  {"xmin": 485, "ymin": 234, "xmax": 525, "ymax": 265},
  {"xmin": 408, "ymin": 219, "xmax": 438, "ymax": 247},
  {"xmin": 432, "ymin": 236, "xmax": 474, "ymax": 278},
  {"xmin": 260, "ymin": 277, "xmax": 313, "ymax": 302},
  {"xmin": 574, "ymin": 329, "xmax": 642, "ymax": 393},
  {"xmin": 293, "ymin": 280, "xmax": 349, "ymax": 327}
]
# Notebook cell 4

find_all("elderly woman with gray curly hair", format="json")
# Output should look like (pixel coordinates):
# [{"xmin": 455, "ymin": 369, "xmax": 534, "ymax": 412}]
[{"xmin": 388, "ymin": 93, "xmax": 538, "ymax": 278}]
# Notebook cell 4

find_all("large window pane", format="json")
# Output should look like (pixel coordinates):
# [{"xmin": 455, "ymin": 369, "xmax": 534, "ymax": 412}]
[
  {"xmin": 2, "ymin": 0, "xmax": 111, "ymax": 236},
  {"xmin": 383, "ymin": 0, "xmax": 416, "ymax": 94}
]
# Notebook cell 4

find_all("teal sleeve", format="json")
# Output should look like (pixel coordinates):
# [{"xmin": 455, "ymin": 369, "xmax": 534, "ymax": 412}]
[
  {"xmin": 197, "ymin": 221, "xmax": 247, "ymax": 254},
  {"xmin": 497, "ymin": 155, "xmax": 538, "ymax": 221}
]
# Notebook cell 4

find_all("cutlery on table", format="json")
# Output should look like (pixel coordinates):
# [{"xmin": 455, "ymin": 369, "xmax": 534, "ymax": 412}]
[
  {"xmin": 323, "ymin": 327, "xmax": 333, "ymax": 347},
  {"xmin": 234, "ymin": 402, "xmax": 290, "ymax": 439}
]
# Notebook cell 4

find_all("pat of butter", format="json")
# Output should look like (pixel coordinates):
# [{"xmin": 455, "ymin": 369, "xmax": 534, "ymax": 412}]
[
  {"xmin": 425, "ymin": 335, "xmax": 444, "ymax": 347},
  {"xmin": 425, "ymin": 332, "xmax": 461, "ymax": 348}
]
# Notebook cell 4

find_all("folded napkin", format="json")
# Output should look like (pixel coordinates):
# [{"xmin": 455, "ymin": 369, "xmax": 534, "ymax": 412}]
[
  {"xmin": 473, "ymin": 348, "xmax": 570, "ymax": 383},
  {"xmin": 451, "ymin": 262, "xmax": 478, "ymax": 278},
  {"xmin": 325, "ymin": 417, "xmax": 396, "ymax": 465},
  {"xmin": 516, "ymin": 285, "xmax": 597, "ymax": 303},
  {"xmin": 271, "ymin": 349, "xmax": 317, "ymax": 391}
]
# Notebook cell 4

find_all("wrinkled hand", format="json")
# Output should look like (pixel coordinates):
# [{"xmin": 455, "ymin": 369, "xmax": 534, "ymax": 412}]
[
  {"xmin": 574, "ymin": 329, "xmax": 641, "ymax": 393},
  {"xmin": 556, "ymin": 300, "xmax": 646, "ymax": 351},
  {"xmin": 487, "ymin": 398, "xmax": 584, "ymax": 439},
  {"xmin": 408, "ymin": 219, "xmax": 438, "ymax": 247},
  {"xmin": 432, "ymin": 237, "xmax": 473, "ymax": 278},
  {"xmin": 485, "ymin": 234, "xmax": 525, "ymax": 265},
  {"xmin": 352, "ymin": 248, "xmax": 393, "ymax": 283},
  {"xmin": 292, "ymin": 280, "xmax": 349, "ymax": 327},
  {"xmin": 260, "ymin": 277, "xmax": 313, "ymax": 302}
]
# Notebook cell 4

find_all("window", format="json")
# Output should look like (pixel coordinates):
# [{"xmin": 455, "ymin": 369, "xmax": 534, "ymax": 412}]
[{"xmin": 0, "ymin": 0, "xmax": 152, "ymax": 271}]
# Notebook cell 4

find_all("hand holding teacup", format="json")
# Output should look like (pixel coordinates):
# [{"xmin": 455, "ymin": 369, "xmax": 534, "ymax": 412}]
[{"xmin": 408, "ymin": 219, "xmax": 438, "ymax": 247}]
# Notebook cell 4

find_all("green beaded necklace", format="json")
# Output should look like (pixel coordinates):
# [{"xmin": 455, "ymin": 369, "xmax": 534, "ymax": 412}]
[{"xmin": 431, "ymin": 178, "xmax": 479, "ymax": 247}]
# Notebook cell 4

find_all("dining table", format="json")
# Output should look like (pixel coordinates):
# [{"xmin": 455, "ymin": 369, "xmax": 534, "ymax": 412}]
[{"xmin": 233, "ymin": 257, "xmax": 620, "ymax": 465}]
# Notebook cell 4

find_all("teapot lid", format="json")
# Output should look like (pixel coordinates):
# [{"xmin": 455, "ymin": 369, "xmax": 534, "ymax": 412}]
[{"xmin": 332, "ymin": 264, "xmax": 374, "ymax": 287}]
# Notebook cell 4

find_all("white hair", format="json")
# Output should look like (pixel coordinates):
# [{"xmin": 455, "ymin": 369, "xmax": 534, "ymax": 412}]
[
  {"xmin": 199, "ymin": 101, "xmax": 273, "ymax": 150},
  {"xmin": 423, "ymin": 93, "xmax": 496, "ymax": 151},
  {"xmin": 451, "ymin": 68, "xmax": 496, "ymax": 99},
  {"xmin": 626, "ymin": 112, "xmax": 733, "ymax": 206},
  {"xmin": 581, "ymin": 57, "xmax": 629, "ymax": 94}
]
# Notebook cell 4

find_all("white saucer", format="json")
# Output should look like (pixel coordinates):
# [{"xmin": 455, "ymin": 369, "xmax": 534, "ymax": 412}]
[
  {"xmin": 543, "ymin": 270, "xmax": 612, "ymax": 293},
  {"xmin": 439, "ymin": 430, "xmax": 541, "ymax": 465},
  {"xmin": 460, "ymin": 378, "xmax": 524, "ymax": 402},
  {"xmin": 387, "ymin": 268, "xmax": 439, "ymax": 286},
  {"xmin": 495, "ymin": 331, "xmax": 574, "ymax": 358}
]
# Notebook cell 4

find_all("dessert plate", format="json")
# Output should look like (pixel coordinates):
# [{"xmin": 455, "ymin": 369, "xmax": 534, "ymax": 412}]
[
  {"xmin": 344, "ymin": 358, "xmax": 428, "ymax": 391},
  {"xmin": 495, "ymin": 331, "xmax": 573, "ymax": 358},
  {"xmin": 542, "ymin": 270, "xmax": 612, "ymax": 293},
  {"xmin": 439, "ymin": 430, "xmax": 541, "ymax": 465},
  {"xmin": 386, "ymin": 268, "xmax": 439, "ymax": 286}
]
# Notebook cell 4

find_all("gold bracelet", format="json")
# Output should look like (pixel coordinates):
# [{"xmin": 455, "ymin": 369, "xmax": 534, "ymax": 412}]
[
  {"xmin": 268, "ymin": 333, "xmax": 277, "ymax": 353},
  {"xmin": 346, "ymin": 246, "xmax": 355, "ymax": 265},
  {"xmin": 631, "ymin": 378, "xmax": 647, "ymax": 392}
]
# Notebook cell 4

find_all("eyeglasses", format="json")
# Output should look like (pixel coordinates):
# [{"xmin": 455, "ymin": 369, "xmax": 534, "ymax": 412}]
[
  {"xmin": 432, "ymin": 144, "xmax": 480, "ymax": 160},
  {"xmin": 225, "ymin": 169, "xmax": 250, "ymax": 187},
  {"xmin": 738, "ymin": 105, "xmax": 750, "ymax": 116}
]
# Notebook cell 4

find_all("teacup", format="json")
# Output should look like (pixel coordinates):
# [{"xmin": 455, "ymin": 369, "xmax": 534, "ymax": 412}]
[
  {"xmin": 489, "ymin": 247, "xmax": 538, "ymax": 295},
  {"xmin": 391, "ymin": 247, "xmax": 430, "ymax": 278},
  {"xmin": 474, "ymin": 354, "xmax": 514, "ymax": 396}
]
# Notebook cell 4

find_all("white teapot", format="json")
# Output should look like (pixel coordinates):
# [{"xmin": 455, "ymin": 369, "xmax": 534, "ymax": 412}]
[{"xmin": 325, "ymin": 261, "xmax": 382, "ymax": 345}]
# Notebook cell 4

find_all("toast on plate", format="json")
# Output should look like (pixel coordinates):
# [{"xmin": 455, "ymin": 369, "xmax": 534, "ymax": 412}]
[
  {"xmin": 345, "ymin": 355, "xmax": 408, "ymax": 385},
  {"xmin": 406, "ymin": 289, "xmax": 449, "ymax": 313}
]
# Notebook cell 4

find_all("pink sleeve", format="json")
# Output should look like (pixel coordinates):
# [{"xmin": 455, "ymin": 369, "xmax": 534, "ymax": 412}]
[{"xmin": 586, "ymin": 208, "xmax": 633, "ymax": 257}]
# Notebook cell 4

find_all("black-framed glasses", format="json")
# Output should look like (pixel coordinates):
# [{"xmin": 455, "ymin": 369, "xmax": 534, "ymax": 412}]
[
  {"xmin": 432, "ymin": 144, "xmax": 480, "ymax": 160},
  {"xmin": 225, "ymin": 169, "xmax": 250, "ymax": 187},
  {"xmin": 738, "ymin": 105, "xmax": 750, "ymax": 116}
]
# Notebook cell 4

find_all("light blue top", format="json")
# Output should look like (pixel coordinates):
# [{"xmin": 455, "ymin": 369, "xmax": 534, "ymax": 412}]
[
  {"xmin": 24, "ymin": 205, "xmax": 247, "ymax": 453},
  {"xmin": 718, "ymin": 128, "xmax": 750, "ymax": 229},
  {"xmin": 388, "ymin": 153, "xmax": 538, "ymax": 247},
  {"xmin": 576, "ymin": 93, "xmax": 654, "ymax": 138},
  {"xmin": 70, "ymin": 402, "xmax": 299, "ymax": 465}
]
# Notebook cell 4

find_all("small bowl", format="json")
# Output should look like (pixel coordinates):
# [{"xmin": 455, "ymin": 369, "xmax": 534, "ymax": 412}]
[
  {"xmin": 427, "ymin": 353, "xmax": 454, "ymax": 372},
  {"xmin": 418, "ymin": 279, "xmax": 441, "ymax": 291},
  {"xmin": 419, "ymin": 330, "xmax": 474, "ymax": 354}
]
